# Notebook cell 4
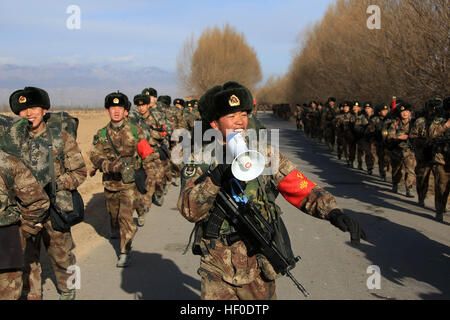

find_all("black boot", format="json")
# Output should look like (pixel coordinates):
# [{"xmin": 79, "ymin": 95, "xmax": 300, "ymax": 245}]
[
  {"xmin": 392, "ymin": 184, "xmax": 398, "ymax": 194},
  {"xmin": 405, "ymin": 187, "xmax": 414, "ymax": 198}
]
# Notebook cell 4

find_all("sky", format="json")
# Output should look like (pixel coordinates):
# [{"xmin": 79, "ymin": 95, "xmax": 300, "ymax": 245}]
[{"xmin": 0, "ymin": 0, "xmax": 336, "ymax": 104}]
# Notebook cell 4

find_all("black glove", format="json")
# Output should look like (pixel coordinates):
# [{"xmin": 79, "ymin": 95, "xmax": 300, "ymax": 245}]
[
  {"xmin": 328, "ymin": 209, "xmax": 366, "ymax": 244},
  {"xmin": 209, "ymin": 164, "xmax": 232, "ymax": 187},
  {"xmin": 43, "ymin": 182, "xmax": 55, "ymax": 199}
]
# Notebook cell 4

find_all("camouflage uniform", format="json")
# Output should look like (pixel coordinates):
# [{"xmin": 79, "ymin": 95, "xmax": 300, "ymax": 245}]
[
  {"xmin": 428, "ymin": 115, "xmax": 449, "ymax": 221},
  {"xmin": 178, "ymin": 143, "xmax": 342, "ymax": 300},
  {"xmin": 323, "ymin": 105, "xmax": 337, "ymax": 151},
  {"xmin": 336, "ymin": 111, "xmax": 355, "ymax": 166},
  {"xmin": 410, "ymin": 115, "xmax": 434, "ymax": 205},
  {"xmin": 386, "ymin": 118, "xmax": 416, "ymax": 194},
  {"xmin": 334, "ymin": 110, "xmax": 345, "ymax": 159},
  {"xmin": 367, "ymin": 113, "xmax": 390, "ymax": 180},
  {"xmin": 8, "ymin": 121, "xmax": 87, "ymax": 299},
  {"xmin": 0, "ymin": 150, "xmax": 50, "ymax": 300},
  {"xmin": 90, "ymin": 118, "xmax": 160, "ymax": 254},
  {"xmin": 352, "ymin": 112, "xmax": 366, "ymax": 170}
]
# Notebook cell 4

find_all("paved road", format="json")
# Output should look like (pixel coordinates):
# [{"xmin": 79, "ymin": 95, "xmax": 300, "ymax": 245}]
[{"xmin": 43, "ymin": 112, "xmax": 450, "ymax": 300}]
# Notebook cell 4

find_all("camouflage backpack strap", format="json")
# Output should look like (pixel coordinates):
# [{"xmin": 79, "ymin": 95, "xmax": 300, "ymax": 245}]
[
  {"xmin": 46, "ymin": 123, "xmax": 65, "ymax": 164},
  {"xmin": 0, "ymin": 165, "xmax": 20, "ymax": 227}
]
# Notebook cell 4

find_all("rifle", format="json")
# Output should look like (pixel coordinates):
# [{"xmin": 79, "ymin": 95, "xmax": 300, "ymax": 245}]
[{"xmin": 214, "ymin": 189, "xmax": 310, "ymax": 297}]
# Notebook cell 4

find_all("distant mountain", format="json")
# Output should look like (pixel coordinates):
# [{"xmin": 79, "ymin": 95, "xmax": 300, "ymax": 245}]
[{"xmin": 0, "ymin": 63, "xmax": 178, "ymax": 107}]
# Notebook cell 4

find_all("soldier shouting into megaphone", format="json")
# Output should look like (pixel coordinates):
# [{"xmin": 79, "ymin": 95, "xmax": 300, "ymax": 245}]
[{"xmin": 177, "ymin": 81, "xmax": 366, "ymax": 300}]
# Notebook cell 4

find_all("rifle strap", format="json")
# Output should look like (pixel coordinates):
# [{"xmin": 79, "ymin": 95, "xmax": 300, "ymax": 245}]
[{"xmin": 105, "ymin": 128, "xmax": 122, "ymax": 158}]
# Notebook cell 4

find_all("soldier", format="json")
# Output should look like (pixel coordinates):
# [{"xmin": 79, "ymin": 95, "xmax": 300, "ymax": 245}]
[
  {"xmin": 323, "ymin": 98, "xmax": 337, "ymax": 151},
  {"xmin": 141, "ymin": 88, "xmax": 172, "ymax": 206},
  {"xmin": 385, "ymin": 101, "xmax": 416, "ymax": 198},
  {"xmin": 360, "ymin": 102, "xmax": 375, "ymax": 175},
  {"xmin": 336, "ymin": 102, "xmax": 355, "ymax": 166},
  {"xmin": 171, "ymin": 98, "xmax": 189, "ymax": 187},
  {"xmin": 317, "ymin": 102, "xmax": 325, "ymax": 142},
  {"xmin": 409, "ymin": 99, "xmax": 441, "ymax": 207},
  {"xmin": 128, "ymin": 94, "xmax": 166, "ymax": 226},
  {"xmin": 0, "ymin": 149, "xmax": 50, "ymax": 300},
  {"xmin": 177, "ymin": 81, "xmax": 366, "ymax": 300},
  {"xmin": 295, "ymin": 104, "xmax": 303, "ymax": 131},
  {"xmin": 8, "ymin": 86, "xmax": 87, "ymax": 300},
  {"xmin": 334, "ymin": 103, "xmax": 345, "ymax": 160},
  {"xmin": 90, "ymin": 91, "xmax": 160, "ymax": 267},
  {"xmin": 428, "ymin": 97, "xmax": 449, "ymax": 222},
  {"xmin": 351, "ymin": 101, "xmax": 366, "ymax": 170},
  {"xmin": 184, "ymin": 100, "xmax": 198, "ymax": 134},
  {"xmin": 367, "ymin": 103, "xmax": 390, "ymax": 181}
]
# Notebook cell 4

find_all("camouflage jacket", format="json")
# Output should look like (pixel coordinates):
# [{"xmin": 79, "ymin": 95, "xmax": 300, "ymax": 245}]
[
  {"xmin": 177, "ymin": 142, "xmax": 341, "ymax": 286},
  {"xmin": 0, "ymin": 150, "xmax": 50, "ymax": 229},
  {"xmin": 409, "ymin": 117, "xmax": 432, "ymax": 163},
  {"xmin": 366, "ymin": 115, "xmax": 386, "ymax": 143},
  {"xmin": 428, "ymin": 116, "xmax": 449, "ymax": 165},
  {"xmin": 386, "ymin": 119, "xmax": 413, "ymax": 152},
  {"xmin": 90, "ymin": 118, "xmax": 160, "ymax": 191},
  {"xmin": 128, "ymin": 111, "xmax": 166, "ymax": 147}
]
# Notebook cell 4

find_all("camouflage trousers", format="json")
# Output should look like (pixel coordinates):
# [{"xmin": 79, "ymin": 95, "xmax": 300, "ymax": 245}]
[
  {"xmin": 198, "ymin": 239, "xmax": 277, "ymax": 300},
  {"xmin": 105, "ymin": 186, "xmax": 138, "ymax": 254},
  {"xmin": 325, "ymin": 126, "xmax": 335, "ymax": 149},
  {"xmin": 21, "ymin": 218, "xmax": 76, "ymax": 300},
  {"xmin": 432, "ymin": 164, "xmax": 449, "ymax": 214},
  {"xmin": 361, "ymin": 139, "xmax": 375, "ymax": 170},
  {"xmin": 390, "ymin": 149, "xmax": 416, "ymax": 189},
  {"xmin": 0, "ymin": 269, "xmax": 22, "ymax": 300},
  {"xmin": 415, "ymin": 161, "xmax": 434, "ymax": 203},
  {"xmin": 376, "ymin": 143, "xmax": 390, "ymax": 177},
  {"xmin": 135, "ymin": 161, "xmax": 164, "ymax": 217},
  {"xmin": 336, "ymin": 135, "xmax": 344, "ymax": 158}
]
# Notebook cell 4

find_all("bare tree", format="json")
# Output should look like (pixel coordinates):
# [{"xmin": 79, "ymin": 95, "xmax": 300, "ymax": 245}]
[{"xmin": 177, "ymin": 24, "xmax": 263, "ymax": 96}]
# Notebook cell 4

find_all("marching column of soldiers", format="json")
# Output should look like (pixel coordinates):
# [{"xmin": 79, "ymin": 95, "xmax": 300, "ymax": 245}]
[
  {"xmin": 294, "ymin": 97, "xmax": 450, "ymax": 223},
  {"xmin": 0, "ymin": 86, "xmax": 201, "ymax": 300}
]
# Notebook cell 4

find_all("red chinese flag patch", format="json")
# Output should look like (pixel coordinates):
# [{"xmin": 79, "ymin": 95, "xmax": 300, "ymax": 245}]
[
  {"xmin": 137, "ymin": 139, "xmax": 154, "ymax": 159},
  {"xmin": 277, "ymin": 169, "xmax": 317, "ymax": 208}
]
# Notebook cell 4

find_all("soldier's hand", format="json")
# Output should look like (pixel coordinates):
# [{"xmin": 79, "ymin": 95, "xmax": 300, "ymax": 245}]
[
  {"xmin": 89, "ymin": 168, "xmax": 97, "ymax": 177},
  {"xmin": 102, "ymin": 159, "xmax": 125, "ymax": 174},
  {"xmin": 328, "ymin": 209, "xmax": 367, "ymax": 244},
  {"xmin": 209, "ymin": 164, "xmax": 232, "ymax": 186}
]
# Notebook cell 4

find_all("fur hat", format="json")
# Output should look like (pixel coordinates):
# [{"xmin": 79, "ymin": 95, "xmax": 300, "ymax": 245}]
[
  {"xmin": 9, "ymin": 87, "xmax": 50, "ymax": 115},
  {"xmin": 157, "ymin": 95, "xmax": 171, "ymax": 107},
  {"xmin": 133, "ymin": 94, "xmax": 150, "ymax": 106},
  {"xmin": 141, "ymin": 88, "xmax": 157, "ymax": 97},
  {"xmin": 198, "ymin": 81, "xmax": 253, "ymax": 122},
  {"xmin": 173, "ymin": 98, "xmax": 185, "ymax": 107},
  {"xmin": 105, "ymin": 91, "xmax": 130, "ymax": 111}
]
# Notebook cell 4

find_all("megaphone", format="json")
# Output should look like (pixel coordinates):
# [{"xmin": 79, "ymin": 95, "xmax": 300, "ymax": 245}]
[{"xmin": 226, "ymin": 132, "xmax": 265, "ymax": 181}]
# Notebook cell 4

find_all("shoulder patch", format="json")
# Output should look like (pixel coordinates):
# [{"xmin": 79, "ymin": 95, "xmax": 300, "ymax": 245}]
[
  {"xmin": 93, "ymin": 134, "xmax": 99, "ymax": 146},
  {"xmin": 182, "ymin": 165, "xmax": 198, "ymax": 179}
]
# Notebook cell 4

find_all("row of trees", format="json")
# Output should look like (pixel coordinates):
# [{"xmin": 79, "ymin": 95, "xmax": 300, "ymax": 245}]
[
  {"xmin": 258, "ymin": 0, "xmax": 448, "ymax": 107},
  {"xmin": 177, "ymin": 24, "xmax": 262, "ymax": 97},
  {"xmin": 176, "ymin": 1, "xmax": 448, "ymax": 108}
]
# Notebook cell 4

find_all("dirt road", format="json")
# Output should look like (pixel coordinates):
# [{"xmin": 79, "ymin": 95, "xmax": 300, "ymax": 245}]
[{"xmin": 41, "ymin": 111, "xmax": 450, "ymax": 300}]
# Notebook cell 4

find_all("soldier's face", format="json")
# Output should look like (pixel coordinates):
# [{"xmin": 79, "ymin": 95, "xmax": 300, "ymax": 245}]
[
  {"xmin": 343, "ymin": 106, "xmax": 350, "ymax": 113},
  {"xmin": 149, "ymin": 96, "xmax": 157, "ymax": 108},
  {"xmin": 380, "ymin": 109, "xmax": 388, "ymax": 117},
  {"xmin": 365, "ymin": 107, "xmax": 373, "ymax": 116},
  {"xmin": 210, "ymin": 111, "xmax": 249, "ymax": 142},
  {"xmin": 106, "ymin": 106, "xmax": 126, "ymax": 123},
  {"xmin": 19, "ymin": 106, "xmax": 47, "ymax": 133},
  {"xmin": 330, "ymin": 101, "xmax": 335, "ymax": 108},
  {"xmin": 137, "ymin": 103, "xmax": 150, "ymax": 116},
  {"xmin": 353, "ymin": 106, "xmax": 360, "ymax": 113},
  {"xmin": 400, "ymin": 110, "xmax": 410, "ymax": 120}
]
